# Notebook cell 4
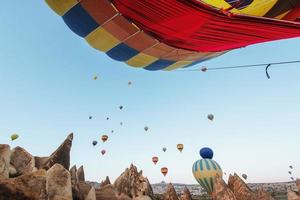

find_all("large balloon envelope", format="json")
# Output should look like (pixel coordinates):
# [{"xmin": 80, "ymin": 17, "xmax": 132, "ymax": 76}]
[
  {"xmin": 192, "ymin": 147, "xmax": 222, "ymax": 194},
  {"xmin": 46, "ymin": 0, "xmax": 300, "ymax": 71}
]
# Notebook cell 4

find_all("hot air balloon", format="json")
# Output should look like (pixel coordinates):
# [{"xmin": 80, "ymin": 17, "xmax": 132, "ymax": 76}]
[
  {"xmin": 119, "ymin": 106, "xmax": 123, "ymax": 110},
  {"xmin": 101, "ymin": 150, "xmax": 106, "ymax": 155},
  {"xmin": 144, "ymin": 126, "xmax": 149, "ymax": 131},
  {"xmin": 92, "ymin": 141, "xmax": 98, "ymax": 146},
  {"xmin": 120, "ymin": 122, "xmax": 123, "ymax": 126},
  {"xmin": 288, "ymin": 171, "xmax": 292, "ymax": 175},
  {"xmin": 291, "ymin": 177, "xmax": 295, "ymax": 181},
  {"xmin": 162, "ymin": 147, "xmax": 167, "ymax": 152},
  {"xmin": 177, "ymin": 144, "xmax": 184, "ymax": 152},
  {"xmin": 101, "ymin": 135, "xmax": 108, "ymax": 142},
  {"xmin": 106, "ymin": 117, "xmax": 110, "ymax": 120},
  {"xmin": 89, "ymin": 116, "xmax": 92, "ymax": 119},
  {"xmin": 161, "ymin": 167, "xmax": 168, "ymax": 176},
  {"xmin": 45, "ymin": 0, "xmax": 300, "ymax": 72},
  {"xmin": 207, "ymin": 114, "xmax": 214, "ymax": 121},
  {"xmin": 111, "ymin": 130, "xmax": 114, "ymax": 133},
  {"xmin": 152, "ymin": 156, "xmax": 159, "ymax": 165},
  {"xmin": 242, "ymin": 174, "xmax": 248, "ymax": 180},
  {"xmin": 11, "ymin": 134, "xmax": 19, "ymax": 141},
  {"xmin": 192, "ymin": 147, "xmax": 223, "ymax": 194},
  {"xmin": 289, "ymin": 165, "xmax": 293, "ymax": 169},
  {"xmin": 128, "ymin": 81, "xmax": 132, "ymax": 85},
  {"xmin": 201, "ymin": 67, "xmax": 208, "ymax": 72},
  {"xmin": 93, "ymin": 76, "xmax": 98, "ymax": 80}
]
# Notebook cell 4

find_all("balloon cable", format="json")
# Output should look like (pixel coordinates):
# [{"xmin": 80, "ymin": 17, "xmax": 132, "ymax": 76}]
[{"xmin": 177, "ymin": 60, "xmax": 300, "ymax": 72}]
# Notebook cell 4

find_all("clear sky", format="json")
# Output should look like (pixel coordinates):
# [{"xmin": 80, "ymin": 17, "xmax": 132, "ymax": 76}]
[{"xmin": 0, "ymin": 1, "xmax": 300, "ymax": 184}]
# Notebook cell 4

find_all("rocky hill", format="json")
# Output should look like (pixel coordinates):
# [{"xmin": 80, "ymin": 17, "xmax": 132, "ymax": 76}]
[{"xmin": 0, "ymin": 133, "xmax": 299, "ymax": 200}]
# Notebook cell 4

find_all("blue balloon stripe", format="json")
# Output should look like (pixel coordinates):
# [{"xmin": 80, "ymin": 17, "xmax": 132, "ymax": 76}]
[
  {"xmin": 199, "ymin": 159, "xmax": 204, "ymax": 171},
  {"xmin": 204, "ymin": 159, "xmax": 211, "ymax": 170},
  {"xmin": 193, "ymin": 161, "xmax": 197, "ymax": 172},
  {"xmin": 209, "ymin": 159, "xmax": 217, "ymax": 170}
]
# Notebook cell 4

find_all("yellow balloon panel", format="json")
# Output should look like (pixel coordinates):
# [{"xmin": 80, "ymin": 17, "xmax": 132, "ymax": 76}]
[{"xmin": 199, "ymin": 0, "xmax": 297, "ymax": 19}]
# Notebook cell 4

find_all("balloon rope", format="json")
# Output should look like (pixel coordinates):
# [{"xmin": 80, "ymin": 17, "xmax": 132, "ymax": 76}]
[{"xmin": 177, "ymin": 60, "xmax": 300, "ymax": 72}]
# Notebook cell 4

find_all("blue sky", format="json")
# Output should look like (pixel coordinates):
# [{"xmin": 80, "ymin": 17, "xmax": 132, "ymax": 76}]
[{"xmin": 0, "ymin": 1, "xmax": 300, "ymax": 184}]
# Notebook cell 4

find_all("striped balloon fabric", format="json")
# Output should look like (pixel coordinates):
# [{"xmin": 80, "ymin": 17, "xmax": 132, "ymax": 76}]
[
  {"xmin": 192, "ymin": 158, "xmax": 223, "ymax": 194},
  {"xmin": 45, "ymin": 0, "xmax": 224, "ymax": 71}
]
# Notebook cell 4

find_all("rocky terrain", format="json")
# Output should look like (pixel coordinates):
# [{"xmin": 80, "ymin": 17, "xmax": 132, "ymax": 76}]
[{"xmin": 0, "ymin": 133, "xmax": 299, "ymax": 200}]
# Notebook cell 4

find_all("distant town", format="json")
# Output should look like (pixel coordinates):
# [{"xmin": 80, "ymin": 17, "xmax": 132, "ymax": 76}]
[{"xmin": 152, "ymin": 181, "xmax": 298, "ymax": 195}]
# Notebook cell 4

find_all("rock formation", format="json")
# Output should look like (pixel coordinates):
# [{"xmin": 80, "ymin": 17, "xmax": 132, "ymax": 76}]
[
  {"xmin": 100, "ymin": 176, "xmax": 111, "ymax": 187},
  {"xmin": 0, "ymin": 133, "xmax": 89, "ymax": 200},
  {"xmin": 228, "ymin": 174, "xmax": 255, "ymax": 200},
  {"xmin": 95, "ymin": 184, "xmax": 118, "ymax": 200},
  {"xmin": 163, "ymin": 183, "xmax": 179, "ymax": 200},
  {"xmin": 288, "ymin": 188, "xmax": 300, "ymax": 200},
  {"xmin": 287, "ymin": 179, "xmax": 300, "ymax": 200},
  {"xmin": 212, "ymin": 175, "xmax": 237, "ymax": 200},
  {"xmin": 10, "ymin": 146, "xmax": 35, "ymax": 177},
  {"xmin": 35, "ymin": 133, "xmax": 73, "ymax": 170},
  {"xmin": 77, "ymin": 165, "xmax": 85, "ymax": 182},
  {"xmin": 255, "ymin": 187, "xmax": 275, "ymax": 200},
  {"xmin": 0, "ymin": 169, "xmax": 48, "ymax": 200},
  {"xmin": 47, "ymin": 163, "xmax": 72, "ymax": 200},
  {"xmin": 181, "ymin": 186, "xmax": 192, "ymax": 200},
  {"xmin": 0, "ymin": 144, "xmax": 11, "ymax": 179},
  {"xmin": 114, "ymin": 164, "xmax": 153, "ymax": 199}
]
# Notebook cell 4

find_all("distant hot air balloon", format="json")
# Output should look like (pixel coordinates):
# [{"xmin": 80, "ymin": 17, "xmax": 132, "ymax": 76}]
[
  {"xmin": 144, "ymin": 126, "xmax": 149, "ymax": 131},
  {"xmin": 207, "ymin": 114, "xmax": 214, "ymax": 121},
  {"xmin": 106, "ymin": 117, "xmax": 110, "ymax": 120},
  {"xmin": 288, "ymin": 171, "xmax": 292, "ymax": 175},
  {"xmin": 111, "ymin": 130, "xmax": 114, "ymax": 133},
  {"xmin": 201, "ymin": 67, "xmax": 208, "ymax": 72},
  {"xmin": 162, "ymin": 147, "xmax": 167, "ymax": 152},
  {"xmin": 177, "ymin": 144, "xmax": 184, "ymax": 152},
  {"xmin": 101, "ymin": 135, "xmax": 108, "ymax": 142},
  {"xmin": 89, "ymin": 116, "xmax": 92, "ymax": 119},
  {"xmin": 152, "ymin": 156, "xmax": 159, "ymax": 165},
  {"xmin": 192, "ymin": 147, "xmax": 222, "ymax": 194},
  {"xmin": 92, "ymin": 141, "xmax": 97, "ymax": 146},
  {"xmin": 101, "ymin": 150, "xmax": 106, "ymax": 155},
  {"xmin": 93, "ymin": 76, "xmax": 98, "ymax": 80},
  {"xmin": 119, "ymin": 106, "xmax": 123, "ymax": 110},
  {"xmin": 289, "ymin": 165, "xmax": 293, "ymax": 169},
  {"xmin": 11, "ymin": 134, "xmax": 19, "ymax": 141},
  {"xmin": 291, "ymin": 177, "xmax": 294, "ymax": 181},
  {"xmin": 128, "ymin": 81, "xmax": 132, "ymax": 85},
  {"xmin": 161, "ymin": 167, "xmax": 168, "ymax": 176},
  {"xmin": 120, "ymin": 122, "xmax": 123, "ymax": 126},
  {"xmin": 242, "ymin": 174, "xmax": 248, "ymax": 180}
]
